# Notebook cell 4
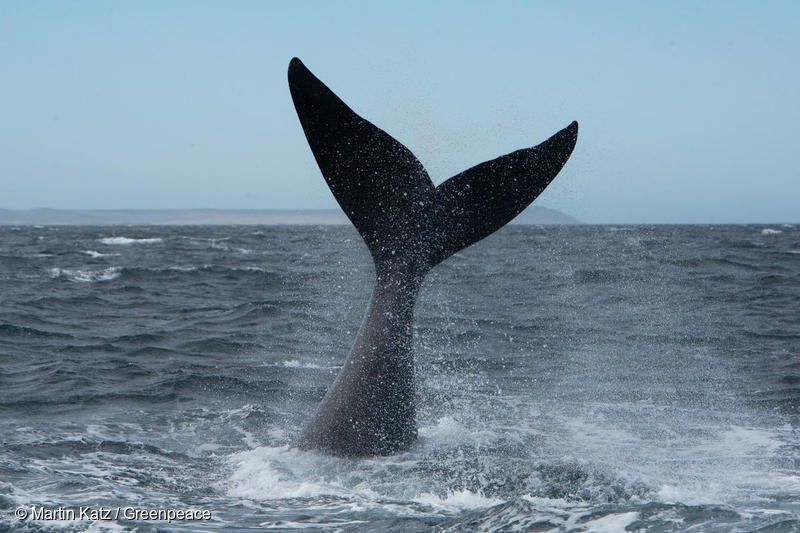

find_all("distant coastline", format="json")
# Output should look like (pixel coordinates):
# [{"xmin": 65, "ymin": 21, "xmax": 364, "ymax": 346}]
[{"xmin": 0, "ymin": 207, "xmax": 581, "ymax": 226}]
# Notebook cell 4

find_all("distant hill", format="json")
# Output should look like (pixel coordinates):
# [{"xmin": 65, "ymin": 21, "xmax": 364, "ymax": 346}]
[{"xmin": 0, "ymin": 206, "xmax": 581, "ymax": 226}]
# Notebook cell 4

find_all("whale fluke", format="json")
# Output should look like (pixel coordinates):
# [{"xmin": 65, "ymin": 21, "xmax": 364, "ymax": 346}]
[{"xmin": 288, "ymin": 57, "xmax": 577, "ymax": 456}]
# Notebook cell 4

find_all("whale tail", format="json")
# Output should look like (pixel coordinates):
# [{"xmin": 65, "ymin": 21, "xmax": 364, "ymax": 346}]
[
  {"xmin": 289, "ymin": 57, "xmax": 577, "ymax": 456},
  {"xmin": 288, "ymin": 57, "xmax": 578, "ymax": 276}
]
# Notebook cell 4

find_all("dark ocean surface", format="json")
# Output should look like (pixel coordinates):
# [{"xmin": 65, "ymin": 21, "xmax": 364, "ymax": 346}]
[{"xmin": 0, "ymin": 224, "xmax": 798, "ymax": 532}]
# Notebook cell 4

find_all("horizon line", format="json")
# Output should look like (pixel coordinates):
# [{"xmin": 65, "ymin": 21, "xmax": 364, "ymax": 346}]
[{"xmin": 0, "ymin": 207, "xmax": 796, "ymax": 226}]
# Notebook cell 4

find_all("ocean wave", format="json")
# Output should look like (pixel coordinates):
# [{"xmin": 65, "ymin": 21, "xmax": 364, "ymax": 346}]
[
  {"xmin": 0, "ymin": 323, "xmax": 73, "ymax": 338},
  {"xmin": 223, "ymin": 446, "xmax": 508, "ymax": 515},
  {"xmin": 572, "ymin": 268, "xmax": 624, "ymax": 283},
  {"xmin": 418, "ymin": 416, "xmax": 501, "ymax": 449},
  {"xmin": 221, "ymin": 446, "xmax": 658, "ymax": 530},
  {"xmin": 49, "ymin": 267, "xmax": 121, "ymax": 282},
  {"xmin": 98, "ymin": 237, "xmax": 163, "ymax": 245},
  {"xmin": 413, "ymin": 490, "xmax": 504, "ymax": 512},
  {"xmin": 82, "ymin": 250, "xmax": 120, "ymax": 258},
  {"xmin": 225, "ymin": 446, "xmax": 358, "ymax": 500},
  {"xmin": 280, "ymin": 359, "xmax": 329, "ymax": 369},
  {"xmin": 175, "ymin": 338, "xmax": 268, "ymax": 356},
  {"xmin": 46, "ymin": 265, "xmax": 278, "ymax": 283},
  {"xmin": 761, "ymin": 228, "xmax": 783, "ymax": 235},
  {"xmin": 159, "ymin": 265, "xmax": 268, "ymax": 274},
  {"xmin": 179, "ymin": 236, "xmax": 255, "ymax": 254},
  {"xmin": 3, "ymin": 224, "xmax": 798, "ymax": 532},
  {"xmin": 211, "ymin": 240, "xmax": 253, "ymax": 254},
  {"xmin": 43, "ymin": 264, "xmax": 288, "ymax": 289},
  {"xmin": 438, "ymin": 499, "xmax": 640, "ymax": 533}
]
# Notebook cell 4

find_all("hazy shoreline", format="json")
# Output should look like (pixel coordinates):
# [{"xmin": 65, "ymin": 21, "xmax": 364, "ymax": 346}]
[{"xmin": 0, "ymin": 207, "xmax": 581, "ymax": 226}]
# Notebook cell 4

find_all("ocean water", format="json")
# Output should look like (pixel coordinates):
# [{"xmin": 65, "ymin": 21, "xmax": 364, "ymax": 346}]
[{"xmin": 0, "ymin": 224, "xmax": 798, "ymax": 532}]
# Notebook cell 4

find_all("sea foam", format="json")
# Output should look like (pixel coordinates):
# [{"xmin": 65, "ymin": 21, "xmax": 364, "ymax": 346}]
[
  {"xmin": 49, "ymin": 267, "xmax": 121, "ymax": 282},
  {"xmin": 98, "ymin": 237, "xmax": 163, "ymax": 245},
  {"xmin": 225, "ymin": 446, "xmax": 356, "ymax": 500},
  {"xmin": 83, "ymin": 250, "xmax": 120, "ymax": 258},
  {"xmin": 413, "ymin": 490, "xmax": 504, "ymax": 512}
]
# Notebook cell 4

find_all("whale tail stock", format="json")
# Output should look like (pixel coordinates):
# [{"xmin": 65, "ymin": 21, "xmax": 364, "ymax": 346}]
[{"xmin": 288, "ymin": 57, "xmax": 577, "ymax": 456}]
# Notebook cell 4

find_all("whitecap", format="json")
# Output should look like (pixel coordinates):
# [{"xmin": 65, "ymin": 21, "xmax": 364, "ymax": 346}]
[
  {"xmin": 50, "ymin": 267, "xmax": 121, "ymax": 282},
  {"xmin": 413, "ymin": 490, "xmax": 504, "ymax": 512},
  {"xmin": 521, "ymin": 495, "xmax": 576, "ymax": 508},
  {"xmin": 83, "ymin": 250, "xmax": 119, "ymax": 258},
  {"xmin": 581, "ymin": 511, "xmax": 640, "ymax": 532},
  {"xmin": 210, "ymin": 240, "xmax": 253, "ymax": 254},
  {"xmin": 225, "ymin": 446, "xmax": 353, "ymax": 500},
  {"xmin": 99, "ymin": 237, "xmax": 163, "ymax": 245},
  {"xmin": 760, "ymin": 228, "xmax": 782, "ymax": 235}
]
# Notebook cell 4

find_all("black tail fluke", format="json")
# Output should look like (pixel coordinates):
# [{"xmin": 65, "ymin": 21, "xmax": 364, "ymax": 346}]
[
  {"xmin": 426, "ymin": 121, "xmax": 578, "ymax": 267},
  {"xmin": 288, "ymin": 58, "xmax": 435, "ymax": 266},
  {"xmin": 288, "ymin": 58, "xmax": 577, "ymax": 272}
]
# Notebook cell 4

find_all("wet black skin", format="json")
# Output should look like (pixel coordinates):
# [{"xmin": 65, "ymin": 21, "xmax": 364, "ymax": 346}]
[{"xmin": 288, "ymin": 57, "xmax": 578, "ymax": 456}]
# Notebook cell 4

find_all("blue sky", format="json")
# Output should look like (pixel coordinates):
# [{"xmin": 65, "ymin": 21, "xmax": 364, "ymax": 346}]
[{"xmin": 1, "ymin": 1, "xmax": 798, "ymax": 223}]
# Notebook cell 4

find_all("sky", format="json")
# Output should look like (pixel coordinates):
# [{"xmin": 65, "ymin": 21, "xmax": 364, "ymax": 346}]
[{"xmin": 1, "ymin": 1, "xmax": 798, "ymax": 223}]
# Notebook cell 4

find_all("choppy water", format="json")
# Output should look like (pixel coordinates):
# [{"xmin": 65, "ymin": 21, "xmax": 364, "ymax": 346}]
[{"xmin": 0, "ymin": 224, "xmax": 798, "ymax": 532}]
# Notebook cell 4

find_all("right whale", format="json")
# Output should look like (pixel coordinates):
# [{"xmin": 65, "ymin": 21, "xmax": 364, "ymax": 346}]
[{"xmin": 289, "ymin": 57, "xmax": 578, "ymax": 457}]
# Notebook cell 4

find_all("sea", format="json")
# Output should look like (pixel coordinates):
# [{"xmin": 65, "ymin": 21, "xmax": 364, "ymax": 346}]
[{"xmin": 0, "ymin": 223, "xmax": 798, "ymax": 532}]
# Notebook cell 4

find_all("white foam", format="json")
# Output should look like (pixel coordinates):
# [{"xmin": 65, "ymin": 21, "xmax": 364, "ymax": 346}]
[
  {"xmin": 21, "ymin": 518, "xmax": 130, "ymax": 533},
  {"xmin": 210, "ymin": 240, "xmax": 253, "ymax": 254},
  {"xmin": 257, "ymin": 519, "xmax": 367, "ymax": 530},
  {"xmin": 686, "ymin": 427, "xmax": 793, "ymax": 500},
  {"xmin": 418, "ymin": 416, "xmax": 465, "ymax": 440},
  {"xmin": 168, "ymin": 265, "xmax": 265, "ymax": 273},
  {"xmin": 49, "ymin": 267, "xmax": 121, "ymax": 282},
  {"xmin": 225, "ymin": 446, "xmax": 352, "ymax": 500},
  {"xmin": 99, "ymin": 237, "xmax": 163, "ymax": 245},
  {"xmin": 0, "ymin": 480, "xmax": 37, "ymax": 507},
  {"xmin": 266, "ymin": 427, "xmax": 288, "ymax": 442},
  {"xmin": 413, "ymin": 490, "xmax": 504, "ymax": 512},
  {"xmin": 560, "ymin": 408, "xmax": 799, "ymax": 508},
  {"xmin": 521, "ymin": 495, "xmax": 575, "ymax": 508},
  {"xmin": 83, "ymin": 250, "xmax": 119, "ymax": 258},
  {"xmin": 84, "ymin": 522, "xmax": 130, "ymax": 533},
  {"xmin": 281, "ymin": 359, "xmax": 327, "ymax": 369},
  {"xmin": 715, "ymin": 426, "xmax": 782, "ymax": 455},
  {"xmin": 418, "ymin": 416, "xmax": 499, "ymax": 448},
  {"xmin": 760, "ymin": 228, "xmax": 782, "ymax": 235},
  {"xmin": 582, "ymin": 511, "xmax": 640, "ymax": 532}
]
